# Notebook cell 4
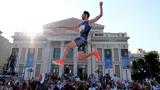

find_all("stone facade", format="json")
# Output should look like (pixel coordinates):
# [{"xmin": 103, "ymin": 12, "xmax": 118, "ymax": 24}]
[
  {"xmin": 12, "ymin": 18, "xmax": 131, "ymax": 81},
  {"xmin": 0, "ymin": 31, "xmax": 11, "ymax": 73},
  {"xmin": 0, "ymin": 31, "xmax": 11, "ymax": 67}
]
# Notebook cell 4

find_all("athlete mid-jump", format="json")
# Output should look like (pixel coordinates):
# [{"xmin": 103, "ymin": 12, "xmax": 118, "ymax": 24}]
[{"xmin": 53, "ymin": 1, "xmax": 103, "ymax": 65}]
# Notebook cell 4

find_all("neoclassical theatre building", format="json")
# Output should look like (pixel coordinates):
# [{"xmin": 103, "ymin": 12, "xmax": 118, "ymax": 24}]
[{"xmin": 12, "ymin": 17, "xmax": 131, "ymax": 80}]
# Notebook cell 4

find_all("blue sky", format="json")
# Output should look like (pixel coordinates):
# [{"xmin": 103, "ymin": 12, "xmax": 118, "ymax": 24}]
[{"xmin": 0, "ymin": 0, "xmax": 159, "ymax": 53}]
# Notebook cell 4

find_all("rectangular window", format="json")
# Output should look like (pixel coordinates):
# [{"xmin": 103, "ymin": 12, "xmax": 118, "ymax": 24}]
[
  {"xmin": 26, "ymin": 48, "xmax": 35, "ymax": 67},
  {"xmin": 53, "ymin": 48, "xmax": 60, "ymax": 60},
  {"xmin": 95, "ymin": 33, "xmax": 103, "ymax": 36},
  {"xmin": 35, "ymin": 64, "xmax": 41, "ymax": 78},
  {"xmin": 66, "ymin": 49, "xmax": 73, "ymax": 60},
  {"xmin": 37, "ymin": 48, "xmax": 43, "ymax": 60},
  {"xmin": 65, "ymin": 41, "xmax": 73, "ymax": 60},
  {"xmin": 114, "ymin": 48, "xmax": 119, "ymax": 61},
  {"xmin": 11, "ymin": 48, "xmax": 19, "ymax": 61},
  {"xmin": 20, "ymin": 48, "xmax": 26, "ymax": 62},
  {"xmin": 12, "ymin": 48, "xmax": 19, "ymax": 55}
]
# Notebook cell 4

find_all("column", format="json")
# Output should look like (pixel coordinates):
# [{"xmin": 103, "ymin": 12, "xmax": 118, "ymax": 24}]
[
  {"xmin": 44, "ymin": 41, "xmax": 51, "ymax": 73},
  {"xmin": 59, "ymin": 41, "xmax": 64, "ymax": 76},
  {"xmin": 24, "ymin": 48, "xmax": 28, "ymax": 80},
  {"xmin": 93, "ymin": 47, "xmax": 98, "ymax": 80},
  {"xmin": 33, "ymin": 48, "xmax": 38, "ymax": 77},
  {"xmin": 119, "ymin": 48, "xmax": 123, "ymax": 80},
  {"xmin": 73, "ymin": 48, "xmax": 77, "ymax": 74},
  {"xmin": 111, "ymin": 48, "xmax": 115, "ymax": 77},
  {"xmin": 112, "ymin": 48, "xmax": 115, "ymax": 76},
  {"xmin": 127, "ymin": 69, "xmax": 132, "ymax": 81},
  {"xmin": 87, "ymin": 43, "xmax": 91, "ymax": 76},
  {"xmin": 16, "ymin": 48, "xmax": 21, "ymax": 72},
  {"xmin": 102, "ymin": 48, "xmax": 105, "ymax": 76}
]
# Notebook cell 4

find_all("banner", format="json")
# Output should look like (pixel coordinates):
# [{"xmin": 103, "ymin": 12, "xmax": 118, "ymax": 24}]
[
  {"xmin": 104, "ymin": 49, "xmax": 112, "ymax": 69},
  {"xmin": 26, "ymin": 48, "xmax": 35, "ymax": 68},
  {"xmin": 121, "ymin": 49, "xmax": 129, "ymax": 69}
]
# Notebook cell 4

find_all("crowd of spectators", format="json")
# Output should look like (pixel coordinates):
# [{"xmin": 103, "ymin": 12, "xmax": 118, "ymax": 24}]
[{"xmin": 0, "ymin": 72, "xmax": 159, "ymax": 90}]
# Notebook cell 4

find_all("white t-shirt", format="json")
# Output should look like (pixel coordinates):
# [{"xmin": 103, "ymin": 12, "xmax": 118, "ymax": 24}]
[
  {"xmin": 152, "ymin": 86, "xmax": 160, "ymax": 90},
  {"xmin": 111, "ymin": 76, "xmax": 118, "ymax": 82},
  {"xmin": 88, "ymin": 87, "xmax": 96, "ymax": 90}
]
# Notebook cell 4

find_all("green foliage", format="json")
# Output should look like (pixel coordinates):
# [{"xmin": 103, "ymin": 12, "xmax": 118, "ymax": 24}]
[{"xmin": 131, "ymin": 51, "xmax": 160, "ymax": 82}]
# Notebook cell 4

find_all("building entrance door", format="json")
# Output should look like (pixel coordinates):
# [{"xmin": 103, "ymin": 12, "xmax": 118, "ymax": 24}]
[
  {"xmin": 64, "ymin": 65, "xmax": 73, "ymax": 74},
  {"xmin": 115, "ymin": 65, "xmax": 120, "ymax": 77},
  {"xmin": 51, "ymin": 64, "xmax": 59, "ymax": 73},
  {"xmin": 77, "ymin": 65, "xmax": 87, "ymax": 80}
]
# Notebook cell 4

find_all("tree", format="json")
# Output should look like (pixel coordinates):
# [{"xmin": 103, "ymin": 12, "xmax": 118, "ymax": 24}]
[
  {"xmin": 131, "ymin": 51, "xmax": 160, "ymax": 82},
  {"xmin": 131, "ymin": 59, "xmax": 146, "ymax": 81},
  {"xmin": 144, "ymin": 51, "xmax": 160, "ymax": 80}
]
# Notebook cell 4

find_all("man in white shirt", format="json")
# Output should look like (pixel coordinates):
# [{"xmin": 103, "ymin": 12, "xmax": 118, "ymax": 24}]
[{"xmin": 88, "ymin": 84, "xmax": 96, "ymax": 90}]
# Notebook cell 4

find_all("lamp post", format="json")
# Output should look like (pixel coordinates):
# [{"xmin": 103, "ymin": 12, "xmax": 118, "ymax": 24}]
[{"xmin": 90, "ymin": 33, "xmax": 93, "ymax": 74}]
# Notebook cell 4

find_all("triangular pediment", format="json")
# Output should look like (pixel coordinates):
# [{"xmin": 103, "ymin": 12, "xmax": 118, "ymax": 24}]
[{"xmin": 43, "ymin": 17, "xmax": 104, "ymax": 33}]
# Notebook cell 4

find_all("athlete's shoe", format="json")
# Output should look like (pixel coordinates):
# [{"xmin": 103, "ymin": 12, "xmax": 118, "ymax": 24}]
[
  {"xmin": 52, "ymin": 59, "xmax": 64, "ymax": 65},
  {"xmin": 93, "ymin": 50, "xmax": 101, "ymax": 61}
]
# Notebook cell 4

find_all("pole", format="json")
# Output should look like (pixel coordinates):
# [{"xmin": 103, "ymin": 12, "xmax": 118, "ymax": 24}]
[
  {"xmin": 149, "ymin": 64, "xmax": 151, "ymax": 79},
  {"xmin": 91, "ymin": 33, "xmax": 93, "ymax": 74}
]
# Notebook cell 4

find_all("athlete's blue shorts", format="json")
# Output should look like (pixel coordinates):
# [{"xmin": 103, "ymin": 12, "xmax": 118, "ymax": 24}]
[{"xmin": 74, "ymin": 37, "xmax": 87, "ymax": 52}]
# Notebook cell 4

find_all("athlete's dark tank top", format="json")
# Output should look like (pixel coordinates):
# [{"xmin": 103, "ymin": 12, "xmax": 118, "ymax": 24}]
[{"xmin": 79, "ymin": 20, "xmax": 91, "ymax": 40}]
